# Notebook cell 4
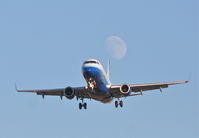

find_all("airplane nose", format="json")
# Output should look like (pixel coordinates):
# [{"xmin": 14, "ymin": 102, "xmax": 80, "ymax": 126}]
[
  {"xmin": 82, "ymin": 67, "xmax": 91, "ymax": 78},
  {"xmin": 82, "ymin": 66, "xmax": 90, "ymax": 74},
  {"xmin": 82, "ymin": 65, "xmax": 95, "ymax": 77}
]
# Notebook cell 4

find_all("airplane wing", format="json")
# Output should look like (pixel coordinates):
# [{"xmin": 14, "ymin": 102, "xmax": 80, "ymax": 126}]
[
  {"xmin": 16, "ymin": 88, "xmax": 64, "ymax": 96},
  {"xmin": 130, "ymin": 80, "xmax": 188, "ymax": 92},
  {"xmin": 110, "ymin": 80, "xmax": 188, "ymax": 97},
  {"xmin": 16, "ymin": 86, "xmax": 91, "ymax": 98}
]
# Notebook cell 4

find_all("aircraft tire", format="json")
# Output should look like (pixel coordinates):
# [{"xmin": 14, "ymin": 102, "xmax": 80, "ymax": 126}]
[
  {"xmin": 79, "ymin": 103, "xmax": 82, "ymax": 110},
  {"xmin": 115, "ymin": 101, "xmax": 118, "ymax": 108},
  {"xmin": 119, "ymin": 101, "xmax": 123, "ymax": 107},
  {"xmin": 83, "ymin": 103, "xmax": 87, "ymax": 109}
]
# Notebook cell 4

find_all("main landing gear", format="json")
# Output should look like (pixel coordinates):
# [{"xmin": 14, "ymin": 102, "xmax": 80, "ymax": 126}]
[
  {"xmin": 115, "ymin": 100, "xmax": 123, "ymax": 108},
  {"xmin": 79, "ymin": 102, "xmax": 87, "ymax": 110},
  {"xmin": 79, "ymin": 99, "xmax": 87, "ymax": 110}
]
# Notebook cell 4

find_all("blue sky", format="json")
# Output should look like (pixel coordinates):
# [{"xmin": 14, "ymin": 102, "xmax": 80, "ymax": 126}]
[{"xmin": 0, "ymin": 0, "xmax": 198, "ymax": 138}]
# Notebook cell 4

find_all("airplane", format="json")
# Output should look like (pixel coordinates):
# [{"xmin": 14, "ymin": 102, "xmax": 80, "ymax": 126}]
[{"xmin": 16, "ymin": 59, "xmax": 188, "ymax": 110}]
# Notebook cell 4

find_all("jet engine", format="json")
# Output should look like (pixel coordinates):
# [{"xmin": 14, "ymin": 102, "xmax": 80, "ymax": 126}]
[
  {"xmin": 64, "ymin": 87, "xmax": 75, "ymax": 99},
  {"xmin": 120, "ymin": 84, "xmax": 130, "ymax": 94}
]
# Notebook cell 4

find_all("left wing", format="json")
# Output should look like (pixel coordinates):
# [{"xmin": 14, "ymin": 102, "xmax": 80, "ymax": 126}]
[
  {"xmin": 110, "ymin": 80, "xmax": 188, "ymax": 98},
  {"xmin": 130, "ymin": 80, "xmax": 188, "ymax": 92}
]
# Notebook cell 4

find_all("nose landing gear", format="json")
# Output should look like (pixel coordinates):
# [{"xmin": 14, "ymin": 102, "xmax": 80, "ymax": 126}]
[{"xmin": 87, "ymin": 78, "xmax": 96, "ymax": 92}]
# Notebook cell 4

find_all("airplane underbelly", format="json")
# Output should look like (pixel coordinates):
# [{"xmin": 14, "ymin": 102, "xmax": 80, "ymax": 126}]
[{"xmin": 90, "ymin": 89, "xmax": 112, "ymax": 103}]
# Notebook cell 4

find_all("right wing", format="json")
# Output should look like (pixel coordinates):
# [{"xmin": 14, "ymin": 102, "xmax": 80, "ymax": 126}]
[
  {"xmin": 17, "ymin": 88, "xmax": 64, "ymax": 96},
  {"xmin": 16, "ymin": 86, "xmax": 91, "ymax": 98}
]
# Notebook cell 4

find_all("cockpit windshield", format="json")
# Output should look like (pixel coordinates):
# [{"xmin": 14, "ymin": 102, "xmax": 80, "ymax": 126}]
[{"xmin": 84, "ymin": 61, "xmax": 99, "ymax": 64}]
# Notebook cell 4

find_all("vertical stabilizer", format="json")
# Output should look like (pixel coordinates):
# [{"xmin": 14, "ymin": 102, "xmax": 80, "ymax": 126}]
[{"xmin": 107, "ymin": 60, "xmax": 110, "ymax": 82}]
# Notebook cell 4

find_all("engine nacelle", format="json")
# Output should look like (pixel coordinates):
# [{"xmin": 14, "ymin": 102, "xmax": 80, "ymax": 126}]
[
  {"xmin": 120, "ymin": 84, "xmax": 130, "ymax": 94},
  {"xmin": 64, "ymin": 87, "xmax": 75, "ymax": 100}
]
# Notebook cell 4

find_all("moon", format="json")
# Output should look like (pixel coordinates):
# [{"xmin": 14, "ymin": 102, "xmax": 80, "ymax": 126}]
[{"xmin": 106, "ymin": 36, "xmax": 127, "ymax": 59}]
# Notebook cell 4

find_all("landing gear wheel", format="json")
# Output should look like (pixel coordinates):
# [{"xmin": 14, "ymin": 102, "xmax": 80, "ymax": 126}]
[
  {"xmin": 83, "ymin": 103, "xmax": 87, "ymax": 109},
  {"xmin": 79, "ymin": 103, "xmax": 82, "ymax": 110},
  {"xmin": 119, "ymin": 101, "xmax": 123, "ymax": 107},
  {"xmin": 115, "ymin": 101, "xmax": 118, "ymax": 108}
]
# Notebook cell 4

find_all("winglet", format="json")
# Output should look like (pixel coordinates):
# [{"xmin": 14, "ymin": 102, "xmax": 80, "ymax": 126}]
[
  {"xmin": 107, "ymin": 60, "xmax": 110, "ymax": 81},
  {"xmin": 187, "ymin": 72, "xmax": 192, "ymax": 83},
  {"xmin": 15, "ymin": 83, "xmax": 18, "ymax": 92}
]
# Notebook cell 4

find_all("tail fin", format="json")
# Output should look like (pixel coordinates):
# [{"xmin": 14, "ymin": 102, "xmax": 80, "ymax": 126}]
[
  {"xmin": 188, "ymin": 72, "xmax": 192, "ymax": 82},
  {"xmin": 107, "ymin": 60, "xmax": 110, "ymax": 81},
  {"xmin": 15, "ymin": 83, "xmax": 19, "ymax": 92}
]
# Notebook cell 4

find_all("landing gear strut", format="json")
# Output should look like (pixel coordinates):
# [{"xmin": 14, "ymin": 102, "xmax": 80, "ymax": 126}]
[{"xmin": 115, "ymin": 100, "xmax": 123, "ymax": 108}]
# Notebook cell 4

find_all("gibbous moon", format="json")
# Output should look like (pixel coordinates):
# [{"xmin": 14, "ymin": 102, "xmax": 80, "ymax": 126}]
[{"xmin": 106, "ymin": 36, "xmax": 127, "ymax": 59}]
